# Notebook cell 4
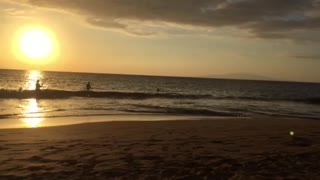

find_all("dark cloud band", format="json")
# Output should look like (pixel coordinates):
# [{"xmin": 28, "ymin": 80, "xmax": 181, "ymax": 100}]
[{"xmin": 10, "ymin": 0, "xmax": 320, "ymax": 40}]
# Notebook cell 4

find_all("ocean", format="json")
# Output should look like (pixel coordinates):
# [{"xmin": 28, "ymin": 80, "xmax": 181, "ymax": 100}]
[{"xmin": 0, "ymin": 69, "xmax": 320, "ymax": 128}]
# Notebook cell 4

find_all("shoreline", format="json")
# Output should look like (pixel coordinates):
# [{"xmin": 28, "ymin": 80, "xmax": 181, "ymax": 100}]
[
  {"xmin": 1, "ymin": 113, "xmax": 319, "ymax": 130},
  {"xmin": 0, "ymin": 114, "xmax": 249, "ymax": 129}
]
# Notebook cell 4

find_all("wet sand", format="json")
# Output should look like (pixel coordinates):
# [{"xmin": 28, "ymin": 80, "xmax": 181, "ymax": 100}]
[{"xmin": 0, "ymin": 118, "xmax": 319, "ymax": 179}]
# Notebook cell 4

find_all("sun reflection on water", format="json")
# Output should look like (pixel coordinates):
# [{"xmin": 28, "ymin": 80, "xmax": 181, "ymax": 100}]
[
  {"xmin": 20, "ymin": 70, "xmax": 46, "ymax": 128},
  {"xmin": 25, "ymin": 70, "xmax": 43, "ymax": 90},
  {"xmin": 21, "ymin": 99, "xmax": 44, "ymax": 128}
]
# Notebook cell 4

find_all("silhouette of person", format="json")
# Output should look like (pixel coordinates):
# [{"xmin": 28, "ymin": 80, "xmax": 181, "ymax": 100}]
[
  {"xmin": 86, "ymin": 82, "xmax": 91, "ymax": 91},
  {"xmin": 35, "ymin": 80, "xmax": 42, "ymax": 91},
  {"xmin": 157, "ymin": 88, "xmax": 160, "ymax": 93}
]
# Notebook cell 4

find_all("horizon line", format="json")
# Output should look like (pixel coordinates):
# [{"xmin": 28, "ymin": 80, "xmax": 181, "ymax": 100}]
[{"xmin": 0, "ymin": 68, "xmax": 319, "ymax": 84}]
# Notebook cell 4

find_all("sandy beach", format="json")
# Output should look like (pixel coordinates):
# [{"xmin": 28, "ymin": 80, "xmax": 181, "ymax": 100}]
[{"xmin": 0, "ymin": 118, "xmax": 319, "ymax": 179}]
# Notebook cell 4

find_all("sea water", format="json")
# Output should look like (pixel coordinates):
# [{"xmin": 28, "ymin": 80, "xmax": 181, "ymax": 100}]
[{"xmin": 0, "ymin": 69, "xmax": 319, "ymax": 128}]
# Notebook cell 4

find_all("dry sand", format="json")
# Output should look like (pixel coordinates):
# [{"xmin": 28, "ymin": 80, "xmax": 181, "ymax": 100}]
[{"xmin": 0, "ymin": 118, "xmax": 319, "ymax": 179}]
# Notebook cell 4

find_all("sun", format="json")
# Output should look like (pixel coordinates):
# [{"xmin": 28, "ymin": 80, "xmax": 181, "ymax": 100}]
[
  {"xmin": 13, "ymin": 26, "xmax": 58, "ymax": 62},
  {"xmin": 20, "ymin": 29, "xmax": 53, "ymax": 59}
]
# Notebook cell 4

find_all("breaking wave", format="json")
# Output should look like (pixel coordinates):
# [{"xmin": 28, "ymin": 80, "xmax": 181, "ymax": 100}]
[
  {"xmin": 0, "ymin": 89, "xmax": 319, "ymax": 105},
  {"xmin": 0, "ymin": 89, "xmax": 211, "ymax": 99}
]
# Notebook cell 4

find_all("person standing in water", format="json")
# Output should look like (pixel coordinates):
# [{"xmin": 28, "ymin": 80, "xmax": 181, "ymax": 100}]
[
  {"xmin": 86, "ymin": 82, "xmax": 91, "ymax": 91},
  {"xmin": 35, "ymin": 80, "xmax": 42, "ymax": 98},
  {"xmin": 35, "ymin": 80, "xmax": 42, "ymax": 92}
]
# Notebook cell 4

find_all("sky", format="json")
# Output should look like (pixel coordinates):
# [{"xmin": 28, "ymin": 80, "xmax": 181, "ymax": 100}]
[{"xmin": 1, "ymin": 0, "xmax": 320, "ymax": 82}]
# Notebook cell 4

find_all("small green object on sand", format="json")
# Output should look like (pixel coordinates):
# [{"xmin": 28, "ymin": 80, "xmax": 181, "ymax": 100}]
[{"xmin": 290, "ymin": 131, "xmax": 294, "ymax": 136}]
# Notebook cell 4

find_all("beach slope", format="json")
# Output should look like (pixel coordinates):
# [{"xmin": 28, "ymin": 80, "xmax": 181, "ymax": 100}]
[{"xmin": 0, "ymin": 118, "xmax": 319, "ymax": 179}]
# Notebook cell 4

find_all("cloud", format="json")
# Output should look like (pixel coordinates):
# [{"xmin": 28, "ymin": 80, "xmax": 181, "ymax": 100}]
[
  {"xmin": 8, "ymin": 0, "xmax": 320, "ymax": 40},
  {"xmin": 3, "ymin": 7, "xmax": 34, "ymax": 18}
]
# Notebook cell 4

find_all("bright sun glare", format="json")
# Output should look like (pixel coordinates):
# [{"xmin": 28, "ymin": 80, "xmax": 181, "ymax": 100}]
[
  {"xmin": 14, "ymin": 26, "xmax": 58, "ymax": 62},
  {"xmin": 20, "ymin": 29, "xmax": 52, "ymax": 59}
]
